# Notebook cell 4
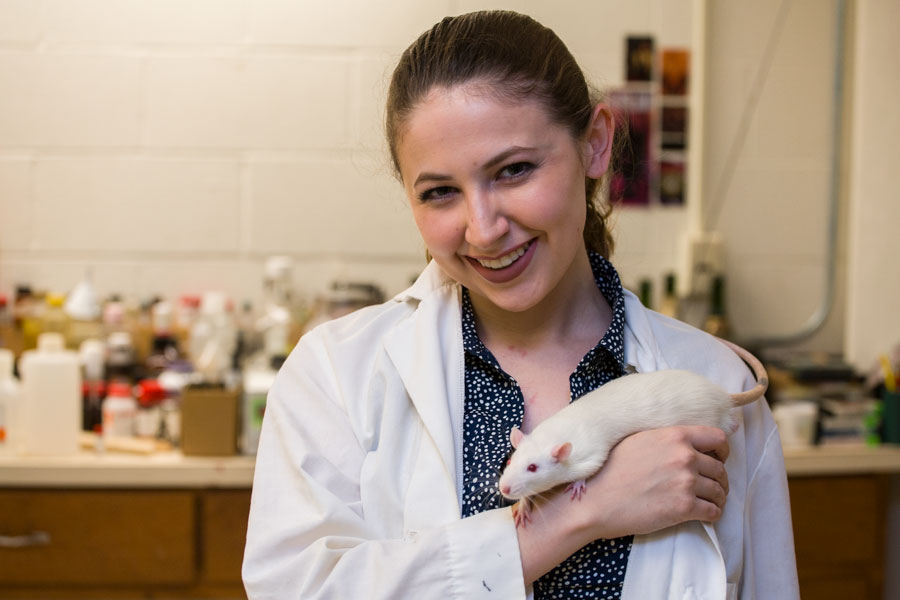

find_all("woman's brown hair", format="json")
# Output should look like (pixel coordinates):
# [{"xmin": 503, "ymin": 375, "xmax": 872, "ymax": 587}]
[{"xmin": 385, "ymin": 10, "xmax": 616, "ymax": 258}]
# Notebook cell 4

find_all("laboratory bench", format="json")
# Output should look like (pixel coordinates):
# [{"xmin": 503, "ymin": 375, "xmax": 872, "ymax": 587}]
[{"xmin": 1, "ymin": 445, "xmax": 899, "ymax": 599}]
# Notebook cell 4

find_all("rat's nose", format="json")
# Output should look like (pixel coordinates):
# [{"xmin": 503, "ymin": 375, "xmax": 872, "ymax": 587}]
[{"xmin": 500, "ymin": 484, "xmax": 510, "ymax": 496}]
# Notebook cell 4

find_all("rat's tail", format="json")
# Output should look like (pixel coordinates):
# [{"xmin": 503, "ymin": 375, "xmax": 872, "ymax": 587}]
[{"xmin": 716, "ymin": 337, "xmax": 770, "ymax": 406}]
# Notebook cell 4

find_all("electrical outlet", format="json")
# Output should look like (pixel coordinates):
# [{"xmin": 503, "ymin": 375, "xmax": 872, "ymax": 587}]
[{"xmin": 683, "ymin": 231, "xmax": 724, "ymax": 296}]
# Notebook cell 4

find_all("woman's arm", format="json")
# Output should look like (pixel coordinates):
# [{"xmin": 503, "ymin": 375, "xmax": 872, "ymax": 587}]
[
  {"xmin": 242, "ymin": 333, "xmax": 527, "ymax": 600},
  {"xmin": 516, "ymin": 425, "xmax": 730, "ymax": 585}
]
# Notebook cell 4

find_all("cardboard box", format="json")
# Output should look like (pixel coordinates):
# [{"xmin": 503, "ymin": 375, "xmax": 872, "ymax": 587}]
[{"xmin": 180, "ymin": 385, "xmax": 239, "ymax": 456}]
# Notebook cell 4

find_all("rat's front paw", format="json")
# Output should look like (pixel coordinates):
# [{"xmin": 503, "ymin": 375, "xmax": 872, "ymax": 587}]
[
  {"xmin": 512, "ymin": 497, "xmax": 533, "ymax": 528},
  {"xmin": 566, "ymin": 479, "xmax": 586, "ymax": 501}
]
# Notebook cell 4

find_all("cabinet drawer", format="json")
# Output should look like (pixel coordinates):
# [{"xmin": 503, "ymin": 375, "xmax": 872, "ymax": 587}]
[{"xmin": 0, "ymin": 490, "xmax": 195, "ymax": 585}]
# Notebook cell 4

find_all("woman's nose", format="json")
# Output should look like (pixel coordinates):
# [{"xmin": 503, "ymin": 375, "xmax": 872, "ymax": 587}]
[{"xmin": 464, "ymin": 191, "xmax": 509, "ymax": 249}]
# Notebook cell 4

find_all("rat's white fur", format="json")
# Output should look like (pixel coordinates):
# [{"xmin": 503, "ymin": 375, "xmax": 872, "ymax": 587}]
[{"xmin": 498, "ymin": 369, "xmax": 738, "ymax": 501}]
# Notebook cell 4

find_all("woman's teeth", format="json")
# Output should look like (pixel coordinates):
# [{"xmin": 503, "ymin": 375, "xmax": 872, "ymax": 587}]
[{"xmin": 476, "ymin": 242, "xmax": 531, "ymax": 269}]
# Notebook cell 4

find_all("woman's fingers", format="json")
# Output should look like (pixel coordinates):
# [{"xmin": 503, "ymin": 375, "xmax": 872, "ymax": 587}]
[
  {"xmin": 696, "ymin": 449, "xmax": 729, "ymax": 497},
  {"xmin": 683, "ymin": 425, "xmax": 730, "ymax": 463}
]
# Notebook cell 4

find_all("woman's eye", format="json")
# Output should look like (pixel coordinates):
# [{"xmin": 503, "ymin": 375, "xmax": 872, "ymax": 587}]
[
  {"xmin": 499, "ymin": 162, "xmax": 534, "ymax": 180},
  {"xmin": 417, "ymin": 186, "xmax": 456, "ymax": 202}
]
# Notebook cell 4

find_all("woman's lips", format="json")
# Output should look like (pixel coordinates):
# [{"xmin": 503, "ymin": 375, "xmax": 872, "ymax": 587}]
[{"xmin": 466, "ymin": 240, "xmax": 536, "ymax": 284}]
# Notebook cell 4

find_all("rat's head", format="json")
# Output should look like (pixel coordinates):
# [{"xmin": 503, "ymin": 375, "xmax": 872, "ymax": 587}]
[{"xmin": 498, "ymin": 426, "xmax": 573, "ymax": 500}]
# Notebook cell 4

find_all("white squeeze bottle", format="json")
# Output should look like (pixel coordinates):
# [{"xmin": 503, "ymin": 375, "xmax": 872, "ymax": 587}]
[
  {"xmin": 18, "ymin": 332, "xmax": 82, "ymax": 456},
  {"xmin": 0, "ymin": 348, "xmax": 22, "ymax": 455}
]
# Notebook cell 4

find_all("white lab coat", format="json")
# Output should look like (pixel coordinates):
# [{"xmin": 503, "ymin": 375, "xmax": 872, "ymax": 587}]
[{"xmin": 243, "ymin": 261, "xmax": 800, "ymax": 600}]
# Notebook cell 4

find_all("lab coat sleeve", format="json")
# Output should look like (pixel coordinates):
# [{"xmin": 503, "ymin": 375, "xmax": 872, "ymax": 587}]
[
  {"xmin": 242, "ymin": 330, "xmax": 527, "ymax": 600},
  {"xmin": 739, "ymin": 400, "xmax": 801, "ymax": 599}
]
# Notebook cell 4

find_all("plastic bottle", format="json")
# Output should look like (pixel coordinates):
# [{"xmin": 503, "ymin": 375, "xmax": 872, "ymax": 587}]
[
  {"xmin": 135, "ymin": 379, "xmax": 166, "ymax": 439},
  {"xmin": 102, "ymin": 381, "xmax": 138, "ymax": 441},
  {"xmin": 80, "ymin": 339, "xmax": 106, "ymax": 433},
  {"xmin": 0, "ymin": 294, "xmax": 15, "ymax": 350},
  {"xmin": 17, "ymin": 286, "xmax": 41, "ymax": 351},
  {"xmin": 42, "ymin": 293, "xmax": 69, "ymax": 337},
  {"xmin": 65, "ymin": 271, "xmax": 103, "ymax": 349},
  {"xmin": 189, "ymin": 291, "xmax": 237, "ymax": 384},
  {"xmin": 18, "ymin": 332, "xmax": 82, "ymax": 456},
  {"xmin": 0, "ymin": 349, "xmax": 22, "ymax": 455},
  {"xmin": 146, "ymin": 301, "xmax": 179, "ymax": 376},
  {"xmin": 174, "ymin": 295, "xmax": 201, "ymax": 355},
  {"xmin": 106, "ymin": 331, "xmax": 137, "ymax": 382}
]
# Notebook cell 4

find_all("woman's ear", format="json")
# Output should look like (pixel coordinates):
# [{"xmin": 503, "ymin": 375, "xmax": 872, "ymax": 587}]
[{"xmin": 583, "ymin": 103, "xmax": 614, "ymax": 178}]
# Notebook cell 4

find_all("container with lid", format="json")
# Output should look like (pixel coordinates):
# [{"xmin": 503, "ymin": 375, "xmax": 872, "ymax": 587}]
[
  {"xmin": 102, "ymin": 381, "xmax": 137, "ymax": 441},
  {"xmin": 18, "ymin": 332, "xmax": 82, "ymax": 456}
]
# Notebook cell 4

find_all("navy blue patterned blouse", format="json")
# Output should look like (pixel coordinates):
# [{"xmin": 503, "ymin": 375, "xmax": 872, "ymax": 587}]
[{"xmin": 460, "ymin": 252, "xmax": 631, "ymax": 599}]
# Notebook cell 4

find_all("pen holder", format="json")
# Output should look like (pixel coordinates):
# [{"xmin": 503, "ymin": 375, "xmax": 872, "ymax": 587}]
[{"xmin": 883, "ymin": 392, "xmax": 900, "ymax": 445}]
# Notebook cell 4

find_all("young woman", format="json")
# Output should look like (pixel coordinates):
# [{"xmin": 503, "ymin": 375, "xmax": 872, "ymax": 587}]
[{"xmin": 243, "ymin": 11, "xmax": 798, "ymax": 599}]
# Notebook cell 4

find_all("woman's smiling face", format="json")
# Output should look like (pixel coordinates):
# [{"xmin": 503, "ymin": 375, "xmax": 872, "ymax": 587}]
[{"xmin": 396, "ymin": 83, "xmax": 610, "ymax": 315}]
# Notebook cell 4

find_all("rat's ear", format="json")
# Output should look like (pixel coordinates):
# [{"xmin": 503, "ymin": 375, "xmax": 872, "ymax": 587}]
[
  {"xmin": 550, "ymin": 442, "xmax": 572, "ymax": 462},
  {"xmin": 509, "ymin": 427, "xmax": 524, "ymax": 449}
]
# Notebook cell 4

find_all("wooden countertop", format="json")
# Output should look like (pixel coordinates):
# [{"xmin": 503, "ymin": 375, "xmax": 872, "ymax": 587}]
[
  {"xmin": 1, "ymin": 444, "xmax": 899, "ymax": 488},
  {"xmin": 783, "ymin": 443, "xmax": 900, "ymax": 476},
  {"xmin": 0, "ymin": 450, "xmax": 255, "ymax": 488}
]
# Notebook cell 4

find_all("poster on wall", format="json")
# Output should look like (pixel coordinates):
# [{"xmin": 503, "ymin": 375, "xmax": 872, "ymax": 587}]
[
  {"xmin": 608, "ymin": 88, "xmax": 653, "ymax": 206},
  {"xmin": 659, "ymin": 160, "xmax": 686, "ymax": 205},
  {"xmin": 661, "ymin": 105, "xmax": 688, "ymax": 150},
  {"xmin": 626, "ymin": 36, "xmax": 655, "ymax": 81},
  {"xmin": 661, "ymin": 49, "xmax": 690, "ymax": 95}
]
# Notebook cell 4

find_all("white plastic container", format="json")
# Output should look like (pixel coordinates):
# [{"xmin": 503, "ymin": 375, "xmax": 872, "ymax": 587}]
[
  {"xmin": 102, "ymin": 382, "xmax": 138, "ymax": 440},
  {"xmin": 0, "ymin": 348, "xmax": 22, "ymax": 455},
  {"xmin": 18, "ymin": 332, "xmax": 82, "ymax": 456}
]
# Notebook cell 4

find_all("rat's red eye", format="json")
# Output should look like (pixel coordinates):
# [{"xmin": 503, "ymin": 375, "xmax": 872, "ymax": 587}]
[{"xmin": 527, "ymin": 464, "xmax": 537, "ymax": 472}]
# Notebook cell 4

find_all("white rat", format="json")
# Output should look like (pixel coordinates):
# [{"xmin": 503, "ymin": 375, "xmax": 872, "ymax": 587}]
[{"xmin": 498, "ymin": 340, "xmax": 768, "ymax": 526}]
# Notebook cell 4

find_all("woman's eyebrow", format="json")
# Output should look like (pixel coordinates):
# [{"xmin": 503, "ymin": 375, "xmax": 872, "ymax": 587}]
[
  {"xmin": 414, "ymin": 172, "xmax": 453, "ymax": 187},
  {"xmin": 413, "ymin": 146, "xmax": 537, "ymax": 187},
  {"xmin": 483, "ymin": 146, "xmax": 536, "ymax": 170}
]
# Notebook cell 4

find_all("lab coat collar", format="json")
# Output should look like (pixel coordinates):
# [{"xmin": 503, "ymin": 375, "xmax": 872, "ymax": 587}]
[
  {"xmin": 384, "ymin": 261, "xmax": 465, "ymax": 511},
  {"xmin": 622, "ymin": 288, "xmax": 670, "ymax": 373}
]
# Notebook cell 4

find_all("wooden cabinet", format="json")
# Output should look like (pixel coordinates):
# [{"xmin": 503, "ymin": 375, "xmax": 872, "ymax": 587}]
[
  {"xmin": 789, "ymin": 474, "xmax": 888, "ymax": 600},
  {"xmin": 0, "ymin": 473, "xmax": 891, "ymax": 598},
  {"xmin": 0, "ymin": 488, "xmax": 251, "ymax": 599}
]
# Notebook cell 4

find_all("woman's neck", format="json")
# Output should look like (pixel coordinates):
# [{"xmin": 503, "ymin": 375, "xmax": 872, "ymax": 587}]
[{"xmin": 469, "ymin": 251, "xmax": 613, "ymax": 352}]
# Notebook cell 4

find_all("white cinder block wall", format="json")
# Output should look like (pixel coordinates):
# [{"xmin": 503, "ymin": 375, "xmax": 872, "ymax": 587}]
[{"xmin": 0, "ymin": 0, "xmax": 844, "ymax": 352}]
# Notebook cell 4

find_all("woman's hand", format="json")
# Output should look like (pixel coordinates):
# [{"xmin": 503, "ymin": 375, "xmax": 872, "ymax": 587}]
[
  {"xmin": 576, "ymin": 425, "xmax": 730, "ymax": 540},
  {"xmin": 516, "ymin": 425, "xmax": 729, "ymax": 584}
]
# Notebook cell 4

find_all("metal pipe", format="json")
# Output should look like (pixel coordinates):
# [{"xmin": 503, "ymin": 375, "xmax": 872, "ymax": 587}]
[{"xmin": 747, "ymin": 0, "xmax": 846, "ymax": 348}]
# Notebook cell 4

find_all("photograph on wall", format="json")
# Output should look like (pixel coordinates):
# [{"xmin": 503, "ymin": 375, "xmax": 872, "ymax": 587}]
[
  {"xmin": 608, "ymin": 88, "xmax": 653, "ymax": 206},
  {"xmin": 661, "ymin": 49, "xmax": 690, "ymax": 95},
  {"xmin": 659, "ymin": 160, "xmax": 686, "ymax": 205},
  {"xmin": 626, "ymin": 36, "xmax": 655, "ymax": 82},
  {"xmin": 661, "ymin": 105, "xmax": 688, "ymax": 150}
]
